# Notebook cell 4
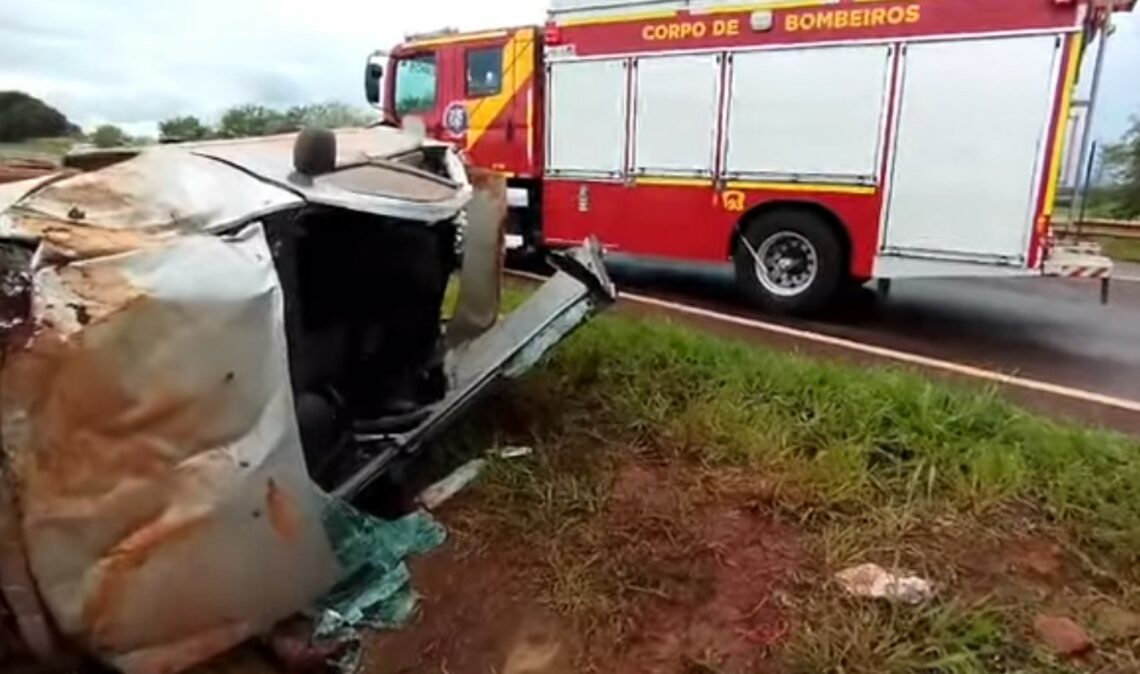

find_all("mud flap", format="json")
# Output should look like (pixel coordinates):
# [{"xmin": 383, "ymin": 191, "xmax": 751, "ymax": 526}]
[{"xmin": 332, "ymin": 239, "xmax": 615, "ymax": 500}]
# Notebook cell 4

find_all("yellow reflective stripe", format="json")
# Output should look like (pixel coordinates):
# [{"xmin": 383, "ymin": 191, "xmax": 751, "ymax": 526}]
[
  {"xmin": 560, "ymin": 10, "xmax": 679, "ymax": 27},
  {"xmin": 1043, "ymin": 32, "xmax": 1084, "ymax": 217},
  {"xmin": 467, "ymin": 29, "xmax": 535, "ymax": 150},
  {"xmin": 405, "ymin": 30, "xmax": 508, "ymax": 48},
  {"xmin": 561, "ymin": 0, "xmax": 830, "ymax": 23},
  {"xmin": 726, "ymin": 181, "xmax": 877, "ymax": 195},
  {"xmin": 696, "ymin": 0, "xmax": 833, "ymax": 13},
  {"xmin": 636, "ymin": 176, "xmax": 713, "ymax": 187}
]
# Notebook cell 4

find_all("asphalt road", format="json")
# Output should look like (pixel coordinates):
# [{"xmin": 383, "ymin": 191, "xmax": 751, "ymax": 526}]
[{"xmin": 599, "ymin": 255, "xmax": 1140, "ymax": 432}]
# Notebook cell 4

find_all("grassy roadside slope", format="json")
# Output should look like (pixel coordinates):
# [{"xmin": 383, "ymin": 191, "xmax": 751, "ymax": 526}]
[
  {"xmin": 1102, "ymin": 238, "xmax": 1140, "ymax": 264},
  {"xmin": 0, "ymin": 137, "xmax": 74, "ymax": 162},
  {"xmin": 423, "ymin": 302, "xmax": 1140, "ymax": 673}
]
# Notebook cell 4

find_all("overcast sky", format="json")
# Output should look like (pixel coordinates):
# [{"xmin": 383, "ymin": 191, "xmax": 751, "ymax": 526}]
[{"xmin": 1, "ymin": 1, "xmax": 1136, "ymax": 142}]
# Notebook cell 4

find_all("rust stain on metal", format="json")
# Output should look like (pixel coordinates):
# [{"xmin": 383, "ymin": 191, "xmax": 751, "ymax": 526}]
[
  {"xmin": 117, "ymin": 621, "xmax": 251, "ymax": 674},
  {"xmin": 82, "ymin": 514, "xmax": 210, "ymax": 645},
  {"xmin": 14, "ymin": 216, "xmax": 157, "ymax": 262},
  {"xmin": 54, "ymin": 264, "xmax": 146, "ymax": 325},
  {"xmin": 37, "ymin": 178, "xmax": 135, "ymax": 214},
  {"xmin": 3, "ymin": 308, "xmax": 236, "ymax": 511},
  {"xmin": 265, "ymin": 480, "xmax": 299, "ymax": 543},
  {"xmin": 4, "ymin": 335, "xmax": 173, "ymax": 501}
]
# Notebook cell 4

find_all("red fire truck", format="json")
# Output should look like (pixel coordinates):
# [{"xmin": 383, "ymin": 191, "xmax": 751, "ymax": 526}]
[{"xmin": 366, "ymin": 0, "xmax": 1135, "ymax": 313}]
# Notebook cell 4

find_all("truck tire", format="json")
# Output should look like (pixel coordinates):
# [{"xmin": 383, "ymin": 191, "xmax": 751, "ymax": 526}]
[{"xmin": 733, "ymin": 209, "xmax": 844, "ymax": 315}]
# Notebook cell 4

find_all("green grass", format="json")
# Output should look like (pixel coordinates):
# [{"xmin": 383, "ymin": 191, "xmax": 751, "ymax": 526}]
[
  {"xmin": 436, "ymin": 294, "xmax": 1140, "ymax": 672},
  {"xmin": 0, "ymin": 136, "xmax": 75, "ymax": 162},
  {"xmin": 1101, "ymin": 237, "xmax": 1140, "ymax": 264},
  {"xmin": 491, "ymin": 313, "xmax": 1140, "ymax": 558}
]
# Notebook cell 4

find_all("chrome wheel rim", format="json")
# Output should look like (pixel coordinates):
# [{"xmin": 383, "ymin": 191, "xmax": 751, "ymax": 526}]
[{"xmin": 754, "ymin": 232, "xmax": 818, "ymax": 297}]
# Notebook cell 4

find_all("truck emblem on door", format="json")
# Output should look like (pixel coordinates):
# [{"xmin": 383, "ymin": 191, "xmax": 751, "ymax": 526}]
[
  {"xmin": 722, "ymin": 190, "xmax": 746, "ymax": 212},
  {"xmin": 444, "ymin": 102, "xmax": 469, "ymax": 137}
]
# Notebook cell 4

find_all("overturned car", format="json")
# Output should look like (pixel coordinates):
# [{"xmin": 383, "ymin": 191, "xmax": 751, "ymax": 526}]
[{"xmin": 0, "ymin": 126, "xmax": 613, "ymax": 672}]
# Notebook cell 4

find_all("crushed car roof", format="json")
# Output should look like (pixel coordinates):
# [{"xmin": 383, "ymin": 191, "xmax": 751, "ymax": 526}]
[{"xmin": 0, "ymin": 126, "xmax": 472, "ymax": 253}]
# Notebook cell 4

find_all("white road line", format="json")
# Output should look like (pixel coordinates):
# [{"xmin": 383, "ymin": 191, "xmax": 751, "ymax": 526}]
[
  {"xmin": 1116, "ymin": 276, "xmax": 1140, "ymax": 284},
  {"xmin": 512, "ymin": 270, "xmax": 1140, "ymax": 414}
]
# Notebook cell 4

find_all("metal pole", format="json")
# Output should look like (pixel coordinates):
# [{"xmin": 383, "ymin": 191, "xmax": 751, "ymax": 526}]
[
  {"xmin": 1070, "ymin": 15, "xmax": 1112, "ymax": 236},
  {"xmin": 1077, "ymin": 140, "xmax": 1098, "ymax": 227}
]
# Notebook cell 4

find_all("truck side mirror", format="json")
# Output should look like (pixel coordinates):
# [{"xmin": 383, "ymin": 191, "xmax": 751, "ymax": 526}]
[{"xmin": 365, "ymin": 62, "xmax": 384, "ymax": 106}]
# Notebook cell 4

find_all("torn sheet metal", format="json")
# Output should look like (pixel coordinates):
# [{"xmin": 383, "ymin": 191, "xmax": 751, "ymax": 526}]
[
  {"xmin": 446, "ymin": 168, "xmax": 508, "ymax": 347},
  {"xmin": 4, "ymin": 151, "xmax": 303, "ymax": 238},
  {"xmin": 2, "ymin": 126, "xmax": 470, "ymax": 253},
  {"xmin": 0, "ymin": 225, "xmax": 339, "ymax": 674},
  {"xmin": 189, "ymin": 126, "xmax": 473, "ymax": 224}
]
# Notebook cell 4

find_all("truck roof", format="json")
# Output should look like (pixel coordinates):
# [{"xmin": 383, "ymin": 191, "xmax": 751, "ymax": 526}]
[
  {"xmin": 401, "ymin": 25, "xmax": 538, "ymax": 49},
  {"xmin": 548, "ymin": 0, "xmax": 1137, "ymax": 20}
]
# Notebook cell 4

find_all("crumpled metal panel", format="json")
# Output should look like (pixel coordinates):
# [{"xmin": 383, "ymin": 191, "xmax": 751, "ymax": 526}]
[
  {"xmin": 177, "ymin": 125, "xmax": 431, "ymax": 165},
  {"xmin": 2, "ymin": 127, "xmax": 472, "ymax": 254},
  {"xmin": 0, "ymin": 225, "xmax": 339, "ymax": 674},
  {"xmin": 190, "ymin": 127, "xmax": 473, "ymax": 225},
  {"xmin": 1, "ymin": 151, "xmax": 303, "ymax": 240},
  {"xmin": 446, "ymin": 169, "xmax": 507, "ymax": 347}
]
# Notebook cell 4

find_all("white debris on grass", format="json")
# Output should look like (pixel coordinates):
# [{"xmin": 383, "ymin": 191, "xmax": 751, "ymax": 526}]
[
  {"xmin": 417, "ymin": 447, "xmax": 535, "ymax": 510},
  {"xmin": 496, "ymin": 446, "xmax": 534, "ymax": 459},
  {"xmin": 835, "ymin": 563, "xmax": 934, "ymax": 605},
  {"xmin": 418, "ymin": 459, "xmax": 488, "ymax": 510}
]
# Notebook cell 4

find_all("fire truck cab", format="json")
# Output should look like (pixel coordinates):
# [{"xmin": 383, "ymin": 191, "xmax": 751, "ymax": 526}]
[{"xmin": 368, "ymin": 0, "xmax": 1135, "ymax": 314}]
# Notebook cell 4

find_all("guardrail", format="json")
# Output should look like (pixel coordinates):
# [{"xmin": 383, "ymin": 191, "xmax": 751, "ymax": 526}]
[{"xmin": 1055, "ymin": 218, "xmax": 1140, "ymax": 240}]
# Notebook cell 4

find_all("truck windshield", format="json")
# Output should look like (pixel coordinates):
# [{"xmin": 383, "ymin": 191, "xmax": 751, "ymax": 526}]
[{"xmin": 394, "ymin": 54, "xmax": 437, "ymax": 116}]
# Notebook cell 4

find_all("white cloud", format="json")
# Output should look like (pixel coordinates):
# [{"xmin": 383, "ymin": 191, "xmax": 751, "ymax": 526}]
[
  {"xmin": 0, "ymin": 0, "xmax": 545, "ymax": 134},
  {"xmin": 0, "ymin": 1, "xmax": 1136, "ymax": 142}
]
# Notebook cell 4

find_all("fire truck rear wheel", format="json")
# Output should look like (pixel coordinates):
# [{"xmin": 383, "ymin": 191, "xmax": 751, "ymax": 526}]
[{"xmin": 733, "ymin": 210, "xmax": 844, "ymax": 315}]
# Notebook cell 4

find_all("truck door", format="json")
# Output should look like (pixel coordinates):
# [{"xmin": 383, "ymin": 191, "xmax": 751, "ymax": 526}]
[
  {"xmin": 463, "ymin": 29, "xmax": 538, "ymax": 177},
  {"xmin": 882, "ymin": 35, "xmax": 1062, "ymax": 265}
]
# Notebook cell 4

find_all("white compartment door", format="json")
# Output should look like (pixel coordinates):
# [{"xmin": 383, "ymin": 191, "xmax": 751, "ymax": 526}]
[
  {"xmin": 632, "ymin": 53, "xmax": 722, "ymax": 177},
  {"xmin": 725, "ymin": 45, "xmax": 892, "ymax": 183},
  {"xmin": 883, "ymin": 35, "xmax": 1062, "ymax": 263},
  {"xmin": 546, "ymin": 59, "xmax": 628, "ymax": 178}
]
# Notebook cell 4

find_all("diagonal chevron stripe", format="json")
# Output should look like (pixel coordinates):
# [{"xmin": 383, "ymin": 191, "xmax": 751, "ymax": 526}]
[{"xmin": 466, "ymin": 29, "xmax": 536, "ymax": 151}]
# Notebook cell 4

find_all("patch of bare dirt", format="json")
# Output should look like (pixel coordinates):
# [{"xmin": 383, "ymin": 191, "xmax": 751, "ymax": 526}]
[
  {"xmin": 364, "ymin": 461, "xmax": 805, "ymax": 674},
  {"xmin": 359, "ymin": 457, "xmax": 1137, "ymax": 674},
  {"xmin": 944, "ymin": 527, "xmax": 1081, "ymax": 599},
  {"xmin": 0, "ymin": 160, "xmax": 57, "ymax": 185},
  {"xmin": 602, "ymin": 464, "xmax": 803, "ymax": 674},
  {"xmin": 364, "ymin": 544, "xmax": 577, "ymax": 674}
]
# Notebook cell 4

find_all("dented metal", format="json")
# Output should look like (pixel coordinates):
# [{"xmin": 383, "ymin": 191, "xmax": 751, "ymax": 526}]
[{"xmin": 0, "ymin": 126, "xmax": 613, "ymax": 674}]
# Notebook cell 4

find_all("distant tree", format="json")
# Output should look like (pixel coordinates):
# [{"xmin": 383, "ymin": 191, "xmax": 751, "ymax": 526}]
[
  {"xmin": 90, "ymin": 124, "xmax": 129, "ymax": 148},
  {"xmin": 154, "ymin": 102, "xmax": 376, "ymax": 143},
  {"xmin": 216, "ymin": 104, "xmax": 291, "ymax": 138},
  {"xmin": 158, "ymin": 115, "xmax": 211, "ymax": 142},
  {"xmin": 0, "ymin": 91, "xmax": 79, "ymax": 142},
  {"xmin": 285, "ymin": 102, "xmax": 376, "ymax": 130},
  {"xmin": 1102, "ymin": 117, "xmax": 1140, "ymax": 219}
]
